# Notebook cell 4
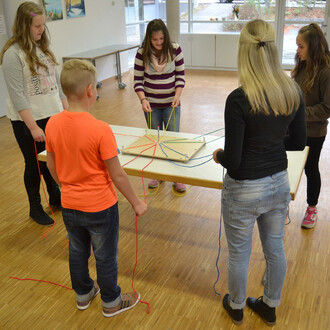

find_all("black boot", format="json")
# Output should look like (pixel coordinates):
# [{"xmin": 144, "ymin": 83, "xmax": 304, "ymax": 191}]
[
  {"xmin": 246, "ymin": 296, "xmax": 276, "ymax": 326},
  {"xmin": 30, "ymin": 204, "xmax": 54, "ymax": 226},
  {"xmin": 28, "ymin": 187, "xmax": 54, "ymax": 226},
  {"xmin": 223, "ymin": 293, "xmax": 243, "ymax": 325}
]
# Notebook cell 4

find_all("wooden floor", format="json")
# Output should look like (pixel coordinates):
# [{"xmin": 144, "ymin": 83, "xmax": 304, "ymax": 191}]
[{"xmin": 0, "ymin": 70, "xmax": 329, "ymax": 329}]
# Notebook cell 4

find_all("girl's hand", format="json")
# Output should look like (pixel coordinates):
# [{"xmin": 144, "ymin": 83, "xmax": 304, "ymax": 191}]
[
  {"xmin": 142, "ymin": 99, "xmax": 152, "ymax": 112},
  {"xmin": 213, "ymin": 148, "xmax": 223, "ymax": 163},
  {"xmin": 171, "ymin": 96, "xmax": 180, "ymax": 108},
  {"xmin": 31, "ymin": 126, "xmax": 46, "ymax": 142}
]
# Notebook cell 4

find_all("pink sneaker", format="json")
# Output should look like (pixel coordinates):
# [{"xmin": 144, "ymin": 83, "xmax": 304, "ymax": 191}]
[
  {"xmin": 301, "ymin": 206, "xmax": 317, "ymax": 229},
  {"xmin": 148, "ymin": 179, "xmax": 161, "ymax": 188},
  {"xmin": 174, "ymin": 182, "xmax": 186, "ymax": 192}
]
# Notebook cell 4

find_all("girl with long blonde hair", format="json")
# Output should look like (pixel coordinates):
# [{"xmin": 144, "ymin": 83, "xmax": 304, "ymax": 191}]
[
  {"xmin": 213, "ymin": 19, "xmax": 306, "ymax": 326},
  {"xmin": 1, "ymin": 2, "xmax": 68, "ymax": 226}
]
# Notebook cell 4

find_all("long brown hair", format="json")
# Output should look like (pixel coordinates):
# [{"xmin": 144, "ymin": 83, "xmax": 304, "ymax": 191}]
[
  {"xmin": 291, "ymin": 23, "xmax": 330, "ymax": 93},
  {"xmin": 0, "ymin": 1, "xmax": 58, "ymax": 75},
  {"xmin": 141, "ymin": 19, "xmax": 175, "ymax": 68}
]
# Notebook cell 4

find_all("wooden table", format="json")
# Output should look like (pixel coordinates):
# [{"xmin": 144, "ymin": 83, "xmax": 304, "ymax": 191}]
[
  {"xmin": 39, "ymin": 125, "xmax": 309, "ymax": 200},
  {"xmin": 62, "ymin": 44, "xmax": 139, "ymax": 89}
]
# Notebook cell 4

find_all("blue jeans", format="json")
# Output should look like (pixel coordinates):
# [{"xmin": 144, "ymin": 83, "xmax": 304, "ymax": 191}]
[
  {"xmin": 144, "ymin": 106, "xmax": 180, "ymax": 132},
  {"xmin": 221, "ymin": 170, "xmax": 291, "ymax": 309},
  {"xmin": 62, "ymin": 203, "xmax": 121, "ymax": 308}
]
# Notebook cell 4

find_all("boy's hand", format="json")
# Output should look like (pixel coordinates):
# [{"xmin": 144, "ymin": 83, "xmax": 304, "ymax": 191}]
[{"xmin": 133, "ymin": 200, "xmax": 147, "ymax": 217}]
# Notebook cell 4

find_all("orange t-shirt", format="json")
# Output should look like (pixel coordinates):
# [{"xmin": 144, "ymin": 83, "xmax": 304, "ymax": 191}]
[{"xmin": 46, "ymin": 110, "xmax": 118, "ymax": 212}]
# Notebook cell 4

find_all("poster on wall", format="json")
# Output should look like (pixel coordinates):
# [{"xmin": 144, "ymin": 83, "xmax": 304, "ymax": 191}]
[
  {"xmin": 42, "ymin": 0, "xmax": 64, "ymax": 21},
  {"xmin": 65, "ymin": 0, "xmax": 86, "ymax": 19}
]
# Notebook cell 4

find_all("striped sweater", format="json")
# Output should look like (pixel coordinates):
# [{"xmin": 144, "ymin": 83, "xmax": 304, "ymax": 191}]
[{"xmin": 134, "ymin": 43, "xmax": 185, "ymax": 108}]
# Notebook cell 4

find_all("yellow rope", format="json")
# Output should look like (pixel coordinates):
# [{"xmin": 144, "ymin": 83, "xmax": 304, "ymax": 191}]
[
  {"xmin": 138, "ymin": 184, "xmax": 160, "ymax": 197},
  {"xmin": 170, "ymin": 183, "xmax": 192, "ymax": 197},
  {"xmin": 148, "ymin": 106, "xmax": 176, "ymax": 139},
  {"xmin": 147, "ymin": 111, "xmax": 157, "ymax": 140},
  {"xmin": 163, "ymin": 106, "xmax": 176, "ymax": 136}
]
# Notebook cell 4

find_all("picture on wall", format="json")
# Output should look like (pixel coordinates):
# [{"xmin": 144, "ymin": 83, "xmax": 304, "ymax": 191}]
[
  {"xmin": 65, "ymin": 0, "xmax": 86, "ymax": 19},
  {"xmin": 42, "ymin": 0, "xmax": 64, "ymax": 21}
]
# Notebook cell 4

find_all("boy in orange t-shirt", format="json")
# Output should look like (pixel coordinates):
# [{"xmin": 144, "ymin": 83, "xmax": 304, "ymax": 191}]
[{"xmin": 45, "ymin": 59, "xmax": 147, "ymax": 317}]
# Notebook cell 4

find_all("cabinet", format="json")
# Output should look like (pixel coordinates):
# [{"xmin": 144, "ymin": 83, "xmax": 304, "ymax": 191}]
[{"xmin": 181, "ymin": 33, "xmax": 239, "ymax": 70}]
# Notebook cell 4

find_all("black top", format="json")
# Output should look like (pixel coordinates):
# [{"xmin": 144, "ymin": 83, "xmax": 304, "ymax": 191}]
[{"xmin": 216, "ymin": 88, "xmax": 306, "ymax": 180}]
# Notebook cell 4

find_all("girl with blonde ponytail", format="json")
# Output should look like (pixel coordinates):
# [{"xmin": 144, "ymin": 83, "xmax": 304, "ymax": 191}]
[{"xmin": 213, "ymin": 19, "xmax": 306, "ymax": 326}]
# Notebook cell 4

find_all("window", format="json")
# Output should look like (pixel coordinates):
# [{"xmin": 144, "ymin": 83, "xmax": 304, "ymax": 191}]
[{"xmin": 125, "ymin": 0, "xmax": 329, "ymax": 68}]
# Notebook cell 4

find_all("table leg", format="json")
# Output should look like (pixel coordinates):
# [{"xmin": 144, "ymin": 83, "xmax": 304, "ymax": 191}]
[
  {"xmin": 115, "ymin": 52, "xmax": 126, "ymax": 89},
  {"xmin": 90, "ymin": 59, "xmax": 101, "ymax": 99}
]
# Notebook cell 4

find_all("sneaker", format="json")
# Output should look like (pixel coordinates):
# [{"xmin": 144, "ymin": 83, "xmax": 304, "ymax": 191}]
[
  {"xmin": 102, "ymin": 292, "xmax": 140, "ymax": 317},
  {"xmin": 30, "ymin": 206, "xmax": 54, "ymax": 226},
  {"xmin": 246, "ymin": 296, "xmax": 276, "ymax": 326},
  {"xmin": 174, "ymin": 182, "xmax": 186, "ymax": 192},
  {"xmin": 223, "ymin": 293, "xmax": 243, "ymax": 325},
  {"xmin": 301, "ymin": 206, "xmax": 317, "ymax": 229},
  {"xmin": 148, "ymin": 179, "xmax": 161, "ymax": 188},
  {"xmin": 76, "ymin": 282, "xmax": 100, "ymax": 310}
]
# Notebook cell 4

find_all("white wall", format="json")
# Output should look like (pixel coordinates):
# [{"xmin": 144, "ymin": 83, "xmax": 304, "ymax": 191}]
[{"xmin": 0, "ymin": 0, "xmax": 127, "ymax": 117}]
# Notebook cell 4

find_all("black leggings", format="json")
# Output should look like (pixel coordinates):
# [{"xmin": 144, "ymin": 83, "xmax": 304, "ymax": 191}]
[
  {"xmin": 305, "ymin": 136, "xmax": 325, "ymax": 206},
  {"xmin": 11, "ymin": 118, "xmax": 59, "ymax": 208}
]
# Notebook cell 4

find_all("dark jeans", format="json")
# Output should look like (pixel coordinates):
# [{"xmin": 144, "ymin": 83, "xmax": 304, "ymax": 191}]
[
  {"xmin": 11, "ymin": 119, "xmax": 60, "ymax": 209},
  {"xmin": 305, "ymin": 136, "xmax": 325, "ymax": 206},
  {"xmin": 62, "ymin": 203, "xmax": 121, "ymax": 307}
]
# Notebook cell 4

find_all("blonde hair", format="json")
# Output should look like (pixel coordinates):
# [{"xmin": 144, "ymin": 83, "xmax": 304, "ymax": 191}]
[
  {"xmin": 238, "ymin": 19, "xmax": 301, "ymax": 116},
  {"xmin": 60, "ymin": 59, "xmax": 97, "ymax": 97},
  {"xmin": 0, "ymin": 2, "xmax": 58, "ymax": 75}
]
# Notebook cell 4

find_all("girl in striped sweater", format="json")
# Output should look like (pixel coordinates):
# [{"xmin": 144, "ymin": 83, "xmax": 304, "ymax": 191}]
[{"xmin": 134, "ymin": 19, "xmax": 186, "ymax": 192}]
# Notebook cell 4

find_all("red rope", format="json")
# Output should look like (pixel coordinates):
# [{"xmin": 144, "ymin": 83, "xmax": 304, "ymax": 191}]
[
  {"xmin": 10, "ymin": 276, "xmax": 73, "ymax": 290},
  {"xmin": 10, "ymin": 143, "xmax": 68, "ymax": 290},
  {"xmin": 121, "ymin": 143, "xmax": 156, "ymax": 168},
  {"xmin": 13, "ymin": 140, "xmax": 154, "ymax": 314},
  {"xmin": 125, "ymin": 142, "xmax": 155, "ymax": 150},
  {"xmin": 114, "ymin": 133, "xmax": 141, "ymax": 138},
  {"xmin": 131, "ymin": 215, "xmax": 150, "ymax": 314},
  {"xmin": 130, "ymin": 145, "xmax": 156, "ymax": 313}
]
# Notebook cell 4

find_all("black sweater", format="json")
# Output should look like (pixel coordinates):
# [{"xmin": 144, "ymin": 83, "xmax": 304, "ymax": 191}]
[{"xmin": 216, "ymin": 88, "xmax": 306, "ymax": 180}]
